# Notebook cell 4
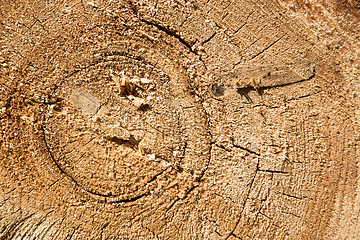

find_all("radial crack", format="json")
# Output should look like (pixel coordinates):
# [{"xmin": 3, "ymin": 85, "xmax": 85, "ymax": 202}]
[
  {"xmin": 139, "ymin": 18, "xmax": 197, "ymax": 55},
  {"xmin": 202, "ymin": 32, "xmax": 216, "ymax": 45},
  {"xmin": 232, "ymin": 143, "xmax": 260, "ymax": 156},
  {"xmin": 257, "ymin": 169, "xmax": 288, "ymax": 174},
  {"xmin": 278, "ymin": 192, "xmax": 305, "ymax": 200},
  {"xmin": 250, "ymin": 35, "xmax": 285, "ymax": 60},
  {"xmin": 234, "ymin": 11, "xmax": 254, "ymax": 34}
]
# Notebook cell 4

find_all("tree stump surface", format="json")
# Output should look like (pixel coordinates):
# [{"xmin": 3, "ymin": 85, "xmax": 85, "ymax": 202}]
[{"xmin": 1, "ymin": 0, "xmax": 359, "ymax": 239}]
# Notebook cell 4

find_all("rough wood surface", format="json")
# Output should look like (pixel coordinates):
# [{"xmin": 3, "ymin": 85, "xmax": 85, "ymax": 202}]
[{"xmin": 0, "ymin": 0, "xmax": 359, "ymax": 239}]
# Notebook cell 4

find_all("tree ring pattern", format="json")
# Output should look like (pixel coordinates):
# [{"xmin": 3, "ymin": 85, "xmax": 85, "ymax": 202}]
[{"xmin": 42, "ymin": 38, "xmax": 211, "ymax": 203}]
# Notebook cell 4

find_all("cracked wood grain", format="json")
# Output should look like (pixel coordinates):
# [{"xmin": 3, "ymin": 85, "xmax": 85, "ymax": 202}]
[
  {"xmin": 211, "ymin": 60, "xmax": 316, "ymax": 97},
  {"xmin": 1, "ymin": 0, "xmax": 359, "ymax": 239}
]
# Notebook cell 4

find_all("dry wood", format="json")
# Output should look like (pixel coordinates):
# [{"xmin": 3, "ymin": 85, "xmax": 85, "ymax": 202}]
[{"xmin": 0, "ymin": 0, "xmax": 359, "ymax": 239}]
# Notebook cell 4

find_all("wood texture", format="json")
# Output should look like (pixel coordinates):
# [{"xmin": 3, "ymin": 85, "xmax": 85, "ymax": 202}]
[{"xmin": 0, "ymin": 0, "xmax": 359, "ymax": 239}]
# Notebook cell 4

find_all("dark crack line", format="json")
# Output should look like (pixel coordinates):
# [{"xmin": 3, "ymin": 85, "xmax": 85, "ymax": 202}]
[
  {"xmin": 260, "ymin": 71, "xmax": 316, "ymax": 89},
  {"xmin": 250, "ymin": 35, "xmax": 285, "ymax": 60},
  {"xmin": 245, "ymin": 38, "xmax": 261, "ymax": 51},
  {"xmin": 165, "ymin": 184, "xmax": 200, "ymax": 213},
  {"xmin": 205, "ymin": 217, "xmax": 219, "ymax": 227},
  {"xmin": 202, "ymin": 32, "xmax": 216, "ymax": 45},
  {"xmin": 285, "ymin": 90, "xmax": 322, "ymax": 102},
  {"xmin": 221, "ymin": 12, "xmax": 229, "ymax": 21},
  {"xmin": 223, "ymin": 1, "xmax": 233, "ymax": 11},
  {"xmin": 250, "ymin": 189, "xmax": 273, "ymax": 229},
  {"xmin": 215, "ymin": 143, "xmax": 231, "ymax": 152},
  {"xmin": 49, "ymin": 217, "xmax": 66, "ymax": 240},
  {"xmin": 232, "ymin": 143, "xmax": 260, "ymax": 156},
  {"xmin": 152, "ymin": 0, "xmax": 159, "ymax": 17},
  {"xmin": 231, "ymin": 232, "xmax": 243, "ymax": 240},
  {"xmin": 258, "ymin": 169, "xmax": 288, "ymax": 174},
  {"xmin": 138, "ymin": 18, "xmax": 197, "ymax": 55},
  {"xmin": 196, "ymin": 141, "xmax": 213, "ymax": 181},
  {"xmin": 258, "ymin": 211, "xmax": 273, "ymax": 220},
  {"xmin": 278, "ymin": 192, "xmax": 305, "ymax": 200},
  {"xmin": 234, "ymin": 11, "xmax": 255, "ymax": 34},
  {"xmin": 215, "ymin": 143, "xmax": 260, "ymax": 156},
  {"xmin": 181, "ymin": 95, "xmax": 213, "ymax": 183},
  {"xmin": 99, "ymin": 222, "xmax": 109, "ymax": 240},
  {"xmin": 67, "ymin": 224, "xmax": 80, "ymax": 240},
  {"xmin": 31, "ymin": 15, "xmax": 49, "ymax": 33},
  {"xmin": 146, "ymin": 167, "xmax": 169, "ymax": 184},
  {"xmin": 165, "ymin": 197, "xmax": 181, "ymax": 213},
  {"xmin": 217, "ymin": 70, "xmax": 316, "ymax": 98},
  {"xmin": 127, "ymin": 2, "xmax": 206, "ymax": 71}
]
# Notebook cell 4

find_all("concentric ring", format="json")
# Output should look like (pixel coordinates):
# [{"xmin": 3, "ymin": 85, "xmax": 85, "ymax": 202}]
[{"xmin": 42, "ymin": 36, "xmax": 211, "ymax": 202}]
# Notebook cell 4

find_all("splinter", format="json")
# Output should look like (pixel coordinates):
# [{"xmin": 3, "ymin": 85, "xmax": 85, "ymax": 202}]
[{"xmin": 112, "ymin": 71, "xmax": 136, "ymax": 96}]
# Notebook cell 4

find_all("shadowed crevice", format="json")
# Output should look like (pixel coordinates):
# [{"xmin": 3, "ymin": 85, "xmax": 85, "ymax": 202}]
[
  {"xmin": 139, "ymin": 18, "xmax": 198, "ymax": 55},
  {"xmin": 105, "ymin": 135, "xmax": 140, "ymax": 150},
  {"xmin": 215, "ymin": 143, "xmax": 260, "ymax": 156},
  {"xmin": 250, "ymin": 35, "xmax": 285, "ymax": 60}
]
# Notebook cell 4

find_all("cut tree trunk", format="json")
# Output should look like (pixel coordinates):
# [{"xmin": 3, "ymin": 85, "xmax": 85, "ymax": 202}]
[{"xmin": 1, "ymin": 0, "xmax": 359, "ymax": 239}]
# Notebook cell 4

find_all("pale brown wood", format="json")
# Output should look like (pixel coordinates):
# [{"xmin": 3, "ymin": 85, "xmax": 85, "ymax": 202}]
[{"xmin": 0, "ymin": 0, "xmax": 359, "ymax": 239}]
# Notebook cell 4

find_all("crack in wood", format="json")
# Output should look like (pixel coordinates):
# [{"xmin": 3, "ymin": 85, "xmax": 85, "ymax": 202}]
[
  {"xmin": 105, "ymin": 135, "xmax": 141, "ymax": 150},
  {"xmin": 212, "ymin": 61, "xmax": 316, "ymax": 99},
  {"xmin": 223, "ymin": 158, "xmax": 260, "ymax": 240},
  {"xmin": 41, "ymin": 126, "xmax": 152, "ymax": 203},
  {"xmin": 215, "ymin": 143, "xmax": 260, "ymax": 156},
  {"xmin": 257, "ymin": 169, "xmax": 289, "ymax": 174},
  {"xmin": 138, "ymin": 18, "xmax": 197, "ymax": 55}
]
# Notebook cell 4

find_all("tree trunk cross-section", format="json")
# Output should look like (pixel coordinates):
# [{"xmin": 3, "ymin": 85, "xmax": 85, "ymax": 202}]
[{"xmin": 0, "ymin": 0, "xmax": 359, "ymax": 239}]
